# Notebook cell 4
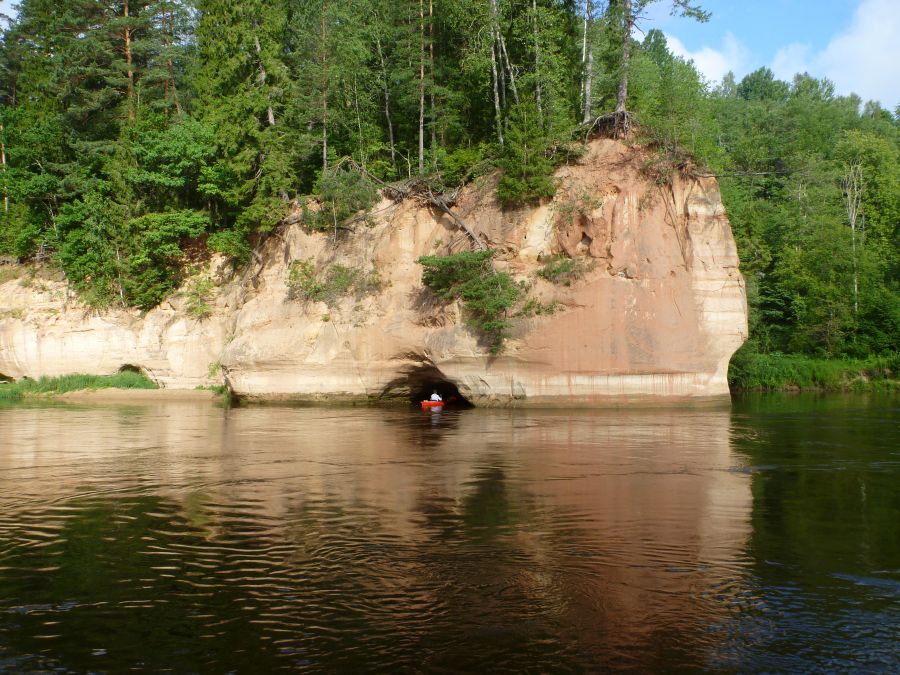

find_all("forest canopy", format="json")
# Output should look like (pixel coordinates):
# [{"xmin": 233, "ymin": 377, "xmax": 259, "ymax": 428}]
[{"xmin": 0, "ymin": 0, "xmax": 897, "ymax": 359}]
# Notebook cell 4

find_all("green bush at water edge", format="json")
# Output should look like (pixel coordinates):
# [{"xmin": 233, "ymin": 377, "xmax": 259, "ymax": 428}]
[
  {"xmin": 728, "ymin": 345, "xmax": 899, "ymax": 391},
  {"xmin": 0, "ymin": 372, "xmax": 158, "ymax": 402}
]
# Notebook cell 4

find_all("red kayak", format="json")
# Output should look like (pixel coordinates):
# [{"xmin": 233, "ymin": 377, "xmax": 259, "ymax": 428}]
[{"xmin": 421, "ymin": 400, "xmax": 444, "ymax": 410}]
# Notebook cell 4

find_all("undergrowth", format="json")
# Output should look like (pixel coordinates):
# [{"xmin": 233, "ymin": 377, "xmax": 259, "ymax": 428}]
[
  {"xmin": 287, "ymin": 259, "xmax": 381, "ymax": 304},
  {"xmin": 537, "ymin": 255, "xmax": 593, "ymax": 285},
  {"xmin": 0, "ymin": 372, "xmax": 158, "ymax": 402},
  {"xmin": 728, "ymin": 347, "xmax": 899, "ymax": 391},
  {"xmin": 184, "ymin": 276, "xmax": 215, "ymax": 319},
  {"xmin": 0, "ymin": 266, "xmax": 22, "ymax": 285}
]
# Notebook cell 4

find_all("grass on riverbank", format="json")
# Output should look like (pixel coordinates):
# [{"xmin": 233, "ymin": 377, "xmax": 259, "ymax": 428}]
[
  {"xmin": 729, "ymin": 349, "xmax": 899, "ymax": 392},
  {"xmin": 0, "ymin": 372, "xmax": 158, "ymax": 402}
]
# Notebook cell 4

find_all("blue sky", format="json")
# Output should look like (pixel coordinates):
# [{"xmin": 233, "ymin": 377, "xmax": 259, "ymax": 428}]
[
  {"xmin": 1, "ymin": 0, "xmax": 897, "ymax": 109},
  {"xmin": 648, "ymin": 0, "xmax": 899, "ymax": 109}
]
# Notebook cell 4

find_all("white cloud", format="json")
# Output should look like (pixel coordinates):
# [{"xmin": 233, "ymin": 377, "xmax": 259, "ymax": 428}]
[
  {"xmin": 771, "ymin": 43, "xmax": 813, "ymax": 82},
  {"xmin": 664, "ymin": 31, "xmax": 751, "ymax": 85},
  {"xmin": 769, "ymin": 0, "xmax": 900, "ymax": 107}
]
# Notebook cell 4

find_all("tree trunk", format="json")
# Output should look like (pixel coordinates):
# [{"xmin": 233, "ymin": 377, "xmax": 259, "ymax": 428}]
[
  {"xmin": 492, "ymin": 0, "xmax": 518, "ymax": 107},
  {"xmin": 498, "ymin": 31, "xmax": 519, "ymax": 105},
  {"xmin": 418, "ymin": 0, "xmax": 425, "ymax": 174},
  {"xmin": 374, "ymin": 31, "xmax": 396, "ymax": 170},
  {"xmin": 532, "ymin": 0, "xmax": 542, "ymax": 121},
  {"xmin": 615, "ymin": 0, "xmax": 633, "ymax": 114},
  {"xmin": 254, "ymin": 34, "xmax": 276, "ymax": 126},
  {"xmin": 353, "ymin": 77, "xmax": 364, "ymax": 167},
  {"xmin": 582, "ymin": 0, "xmax": 594, "ymax": 123},
  {"xmin": 429, "ymin": 0, "xmax": 436, "ymax": 164},
  {"xmin": 1, "ymin": 122, "xmax": 7, "ymax": 215},
  {"xmin": 164, "ymin": 8, "xmax": 182, "ymax": 115},
  {"xmin": 321, "ymin": 1, "xmax": 329, "ymax": 170},
  {"xmin": 489, "ymin": 38, "xmax": 503, "ymax": 145},
  {"xmin": 581, "ymin": 0, "xmax": 589, "ymax": 115},
  {"xmin": 124, "ymin": 0, "xmax": 135, "ymax": 121},
  {"xmin": 490, "ymin": 0, "xmax": 507, "ymax": 110},
  {"xmin": 843, "ymin": 161, "xmax": 863, "ymax": 315}
]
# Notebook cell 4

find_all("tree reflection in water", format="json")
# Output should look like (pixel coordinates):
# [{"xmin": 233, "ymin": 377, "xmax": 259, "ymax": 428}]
[{"xmin": 0, "ymin": 396, "xmax": 896, "ymax": 671}]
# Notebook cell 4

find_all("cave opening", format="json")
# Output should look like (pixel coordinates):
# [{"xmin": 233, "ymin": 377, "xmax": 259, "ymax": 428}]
[
  {"xmin": 118, "ymin": 364, "xmax": 158, "ymax": 386},
  {"xmin": 118, "ymin": 364, "xmax": 153, "ymax": 380},
  {"xmin": 410, "ymin": 378, "xmax": 471, "ymax": 407},
  {"xmin": 382, "ymin": 363, "xmax": 473, "ymax": 407}
]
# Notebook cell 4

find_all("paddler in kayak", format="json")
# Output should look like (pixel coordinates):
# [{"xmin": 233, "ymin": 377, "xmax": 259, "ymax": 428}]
[{"xmin": 430, "ymin": 390, "xmax": 443, "ymax": 402}]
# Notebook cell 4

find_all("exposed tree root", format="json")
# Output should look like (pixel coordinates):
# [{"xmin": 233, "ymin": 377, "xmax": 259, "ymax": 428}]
[
  {"xmin": 329, "ymin": 160, "xmax": 487, "ymax": 251},
  {"xmin": 583, "ymin": 110, "xmax": 635, "ymax": 141}
]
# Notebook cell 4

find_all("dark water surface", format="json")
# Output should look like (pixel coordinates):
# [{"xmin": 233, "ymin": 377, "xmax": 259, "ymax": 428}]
[{"xmin": 0, "ymin": 394, "xmax": 898, "ymax": 672}]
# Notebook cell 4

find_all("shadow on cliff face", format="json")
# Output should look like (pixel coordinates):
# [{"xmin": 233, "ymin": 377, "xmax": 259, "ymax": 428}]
[
  {"xmin": 118, "ymin": 364, "xmax": 150, "ymax": 378},
  {"xmin": 381, "ymin": 363, "xmax": 473, "ymax": 407}
]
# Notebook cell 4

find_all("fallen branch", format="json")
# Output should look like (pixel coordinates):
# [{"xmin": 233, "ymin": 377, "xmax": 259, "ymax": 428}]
[
  {"xmin": 695, "ymin": 170, "xmax": 793, "ymax": 178},
  {"xmin": 340, "ymin": 160, "xmax": 486, "ymax": 251}
]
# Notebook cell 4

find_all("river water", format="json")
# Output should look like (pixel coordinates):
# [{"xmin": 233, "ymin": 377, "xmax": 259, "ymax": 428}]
[{"xmin": 0, "ymin": 394, "xmax": 898, "ymax": 672}]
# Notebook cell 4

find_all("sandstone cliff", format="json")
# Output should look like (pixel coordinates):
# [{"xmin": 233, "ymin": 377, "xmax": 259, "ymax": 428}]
[{"xmin": 0, "ymin": 140, "xmax": 747, "ymax": 405}]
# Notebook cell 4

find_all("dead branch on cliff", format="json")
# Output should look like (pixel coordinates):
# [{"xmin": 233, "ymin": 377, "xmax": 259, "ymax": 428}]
[
  {"xmin": 694, "ymin": 170, "xmax": 795, "ymax": 178},
  {"xmin": 335, "ymin": 159, "xmax": 487, "ymax": 252}
]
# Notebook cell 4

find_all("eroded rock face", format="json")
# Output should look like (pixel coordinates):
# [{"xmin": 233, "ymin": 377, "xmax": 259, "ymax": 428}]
[{"xmin": 0, "ymin": 140, "xmax": 747, "ymax": 405}]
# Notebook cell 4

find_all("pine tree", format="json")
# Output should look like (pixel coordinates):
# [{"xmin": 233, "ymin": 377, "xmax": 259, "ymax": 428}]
[{"xmin": 194, "ymin": 0, "xmax": 295, "ymax": 242}]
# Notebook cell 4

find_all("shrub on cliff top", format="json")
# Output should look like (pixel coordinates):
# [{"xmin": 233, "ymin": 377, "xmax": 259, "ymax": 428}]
[
  {"xmin": 496, "ymin": 102, "xmax": 557, "ymax": 208},
  {"xmin": 418, "ymin": 250, "xmax": 520, "ymax": 353},
  {"xmin": 306, "ymin": 163, "xmax": 379, "ymax": 231}
]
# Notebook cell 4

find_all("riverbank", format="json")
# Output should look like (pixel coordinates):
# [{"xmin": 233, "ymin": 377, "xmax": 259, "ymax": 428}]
[
  {"xmin": 58, "ymin": 388, "xmax": 219, "ymax": 403},
  {"xmin": 728, "ymin": 351, "xmax": 899, "ymax": 392}
]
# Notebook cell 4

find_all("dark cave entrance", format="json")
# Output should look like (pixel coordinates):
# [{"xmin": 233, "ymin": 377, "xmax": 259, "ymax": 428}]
[
  {"xmin": 118, "ymin": 364, "xmax": 145, "ymax": 375},
  {"xmin": 410, "ymin": 378, "xmax": 471, "ymax": 407},
  {"xmin": 382, "ymin": 363, "xmax": 473, "ymax": 407}
]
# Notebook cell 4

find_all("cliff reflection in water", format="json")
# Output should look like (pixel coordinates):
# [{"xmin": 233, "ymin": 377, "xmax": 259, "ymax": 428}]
[{"xmin": 0, "ymin": 403, "xmax": 754, "ymax": 671}]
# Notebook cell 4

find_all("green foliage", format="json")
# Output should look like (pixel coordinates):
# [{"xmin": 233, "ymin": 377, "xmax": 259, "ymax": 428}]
[
  {"xmin": 195, "ymin": 382, "xmax": 231, "ymax": 402},
  {"xmin": 54, "ymin": 195, "xmax": 209, "ymax": 310},
  {"xmin": 728, "ymin": 344, "xmax": 899, "ymax": 391},
  {"xmin": 207, "ymin": 228, "xmax": 252, "ymax": 264},
  {"xmin": 126, "ymin": 210, "xmax": 210, "ymax": 310},
  {"xmin": 537, "ymin": 255, "xmax": 592, "ymax": 285},
  {"xmin": 183, "ymin": 276, "xmax": 215, "ymax": 320},
  {"xmin": 418, "ymin": 250, "xmax": 520, "ymax": 353},
  {"xmin": 0, "ymin": 0, "xmax": 895, "ymax": 366},
  {"xmin": 630, "ymin": 30, "xmax": 721, "ymax": 167},
  {"xmin": 127, "ymin": 117, "xmax": 218, "ymax": 209},
  {"xmin": 713, "ymin": 66, "xmax": 900, "ymax": 360},
  {"xmin": 0, "ymin": 371, "xmax": 158, "ymax": 403},
  {"xmin": 516, "ymin": 297, "xmax": 561, "ymax": 317},
  {"xmin": 497, "ymin": 102, "xmax": 557, "ymax": 207},
  {"xmin": 308, "ymin": 164, "xmax": 379, "ymax": 230},
  {"xmin": 55, "ymin": 193, "xmax": 129, "ymax": 307},
  {"xmin": 287, "ymin": 259, "xmax": 381, "ymax": 305},
  {"xmin": 437, "ymin": 145, "xmax": 491, "ymax": 187}
]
